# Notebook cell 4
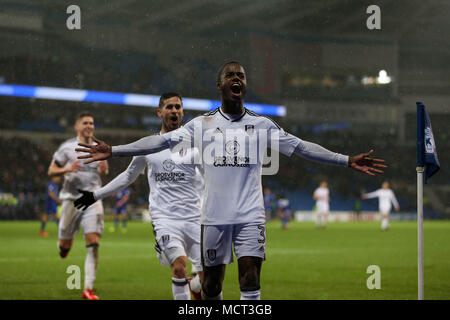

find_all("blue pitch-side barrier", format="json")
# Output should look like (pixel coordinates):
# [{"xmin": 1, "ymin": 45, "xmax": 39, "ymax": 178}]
[{"xmin": 0, "ymin": 84, "xmax": 286, "ymax": 117}]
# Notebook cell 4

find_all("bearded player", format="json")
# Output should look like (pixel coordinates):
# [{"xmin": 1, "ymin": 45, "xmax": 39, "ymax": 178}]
[{"xmin": 75, "ymin": 93, "xmax": 204, "ymax": 300}]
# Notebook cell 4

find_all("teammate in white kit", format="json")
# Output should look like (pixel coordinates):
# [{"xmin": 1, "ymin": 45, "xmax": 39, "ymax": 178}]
[
  {"xmin": 76, "ymin": 62, "xmax": 387, "ymax": 300},
  {"xmin": 313, "ymin": 181, "xmax": 330, "ymax": 228},
  {"xmin": 362, "ymin": 181, "xmax": 399, "ymax": 231},
  {"xmin": 74, "ymin": 93, "xmax": 204, "ymax": 300},
  {"xmin": 47, "ymin": 111, "xmax": 108, "ymax": 300}
]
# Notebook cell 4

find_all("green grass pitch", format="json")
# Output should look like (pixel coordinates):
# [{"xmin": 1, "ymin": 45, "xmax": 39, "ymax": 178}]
[{"xmin": 1, "ymin": 220, "xmax": 449, "ymax": 300}]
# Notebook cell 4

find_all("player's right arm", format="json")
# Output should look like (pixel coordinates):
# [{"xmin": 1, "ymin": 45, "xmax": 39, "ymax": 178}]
[
  {"xmin": 48, "ymin": 141, "xmax": 83, "ymax": 176},
  {"xmin": 48, "ymin": 160, "xmax": 82, "ymax": 177},
  {"xmin": 313, "ymin": 189, "xmax": 319, "ymax": 200},
  {"xmin": 361, "ymin": 190, "xmax": 380, "ymax": 200},
  {"xmin": 75, "ymin": 128, "xmax": 190, "ymax": 164}
]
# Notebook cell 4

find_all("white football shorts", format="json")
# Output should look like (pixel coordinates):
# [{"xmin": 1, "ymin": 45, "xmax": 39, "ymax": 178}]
[
  {"xmin": 153, "ymin": 220, "xmax": 202, "ymax": 271},
  {"xmin": 201, "ymin": 222, "xmax": 266, "ymax": 267},
  {"xmin": 316, "ymin": 202, "xmax": 329, "ymax": 214},
  {"xmin": 380, "ymin": 204, "xmax": 391, "ymax": 216},
  {"xmin": 58, "ymin": 199, "xmax": 104, "ymax": 239}
]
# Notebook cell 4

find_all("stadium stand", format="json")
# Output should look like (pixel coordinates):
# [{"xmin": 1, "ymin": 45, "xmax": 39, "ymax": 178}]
[{"xmin": 1, "ymin": 121, "xmax": 448, "ymax": 220}]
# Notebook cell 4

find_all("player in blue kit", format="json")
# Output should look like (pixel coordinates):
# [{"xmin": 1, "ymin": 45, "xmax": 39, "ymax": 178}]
[
  {"xmin": 39, "ymin": 176, "xmax": 62, "ymax": 237},
  {"xmin": 277, "ymin": 195, "xmax": 291, "ymax": 230},
  {"xmin": 110, "ymin": 188, "xmax": 130, "ymax": 233},
  {"xmin": 263, "ymin": 187, "xmax": 276, "ymax": 221},
  {"xmin": 75, "ymin": 62, "xmax": 387, "ymax": 300}
]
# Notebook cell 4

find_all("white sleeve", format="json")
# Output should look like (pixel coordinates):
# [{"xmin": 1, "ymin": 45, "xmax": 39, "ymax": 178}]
[
  {"xmin": 111, "ymin": 125, "xmax": 194, "ymax": 157},
  {"xmin": 53, "ymin": 144, "xmax": 68, "ymax": 167},
  {"xmin": 264, "ymin": 118, "xmax": 347, "ymax": 165},
  {"xmin": 93, "ymin": 156, "xmax": 146, "ymax": 200},
  {"xmin": 363, "ymin": 190, "xmax": 380, "ymax": 199},
  {"xmin": 390, "ymin": 191, "xmax": 399, "ymax": 208},
  {"xmin": 293, "ymin": 139, "xmax": 349, "ymax": 166},
  {"xmin": 111, "ymin": 134, "xmax": 171, "ymax": 157},
  {"xmin": 268, "ymin": 130, "xmax": 301, "ymax": 156}
]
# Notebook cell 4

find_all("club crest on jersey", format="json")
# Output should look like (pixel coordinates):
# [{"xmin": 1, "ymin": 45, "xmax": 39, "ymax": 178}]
[
  {"xmin": 245, "ymin": 124, "xmax": 254, "ymax": 134},
  {"xmin": 207, "ymin": 249, "xmax": 216, "ymax": 261},
  {"xmin": 162, "ymin": 159, "xmax": 176, "ymax": 172},
  {"xmin": 225, "ymin": 140, "xmax": 240, "ymax": 155}
]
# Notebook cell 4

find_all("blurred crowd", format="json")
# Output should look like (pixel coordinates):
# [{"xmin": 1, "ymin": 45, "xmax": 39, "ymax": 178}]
[{"xmin": 0, "ymin": 50, "xmax": 262, "ymax": 103}]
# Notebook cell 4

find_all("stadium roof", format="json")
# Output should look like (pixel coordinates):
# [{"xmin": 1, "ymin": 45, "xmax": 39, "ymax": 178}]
[{"xmin": 0, "ymin": 0, "xmax": 449, "ymax": 47}]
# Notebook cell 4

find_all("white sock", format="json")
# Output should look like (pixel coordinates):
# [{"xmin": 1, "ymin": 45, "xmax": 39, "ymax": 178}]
[
  {"xmin": 240, "ymin": 289, "xmax": 260, "ymax": 300},
  {"xmin": 381, "ymin": 218, "xmax": 389, "ymax": 230},
  {"xmin": 189, "ymin": 274, "xmax": 202, "ymax": 293},
  {"xmin": 172, "ymin": 278, "xmax": 191, "ymax": 300},
  {"xmin": 84, "ymin": 243, "xmax": 99, "ymax": 290},
  {"xmin": 202, "ymin": 291, "xmax": 223, "ymax": 300}
]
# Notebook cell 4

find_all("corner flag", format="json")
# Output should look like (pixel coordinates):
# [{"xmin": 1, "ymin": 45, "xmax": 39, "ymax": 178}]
[
  {"xmin": 416, "ymin": 101, "xmax": 440, "ymax": 300},
  {"xmin": 416, "ymin": 102, "xmax": 440, "ymax": 183}
]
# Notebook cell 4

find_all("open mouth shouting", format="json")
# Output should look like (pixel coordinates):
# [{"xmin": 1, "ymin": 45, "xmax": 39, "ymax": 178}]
[
  {"xmin": 230, "ymin": 83, "xmax": 243, "ymax": 98},
  {"xmin": 169, "ymin": 115, "xmax": 179, "ymax": 126}
]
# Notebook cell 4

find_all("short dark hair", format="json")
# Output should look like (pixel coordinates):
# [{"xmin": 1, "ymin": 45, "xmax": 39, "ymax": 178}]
[
  {"xmin": 159, "ymin": 92, "xmax": 182, "ymax": 108},
  {"xmin": 216, "ymin": 61, "xmax": 242, "ymax": 83},
  {"xmin": 76, "ymin": 111, "xmax": 94, "ymax": 121}
]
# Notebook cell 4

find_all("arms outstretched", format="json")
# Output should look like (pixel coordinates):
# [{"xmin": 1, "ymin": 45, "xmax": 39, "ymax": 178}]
[
  {"xmin": 347, "ymin": 150, "xmax": 386, "ymax": 177},
  {"xmin": 77, "ymin": 134, "xmax": 386, "ymax": 178},
  {"xmin": 76, "ymin": 136, "xmax": 112, "ymax": 164},
  {"xmin": 294, "ymin": 139, "xmax": 386, "ymax": 177},
  {"xmin": 76, "ymin": 135, "xmax": 170, "ymax": 164}
]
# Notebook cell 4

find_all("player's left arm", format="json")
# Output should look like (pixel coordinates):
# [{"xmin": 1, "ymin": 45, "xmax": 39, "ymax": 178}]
[
  {"xmin": 296, "ymin": 141, "xmax": 386, "ymax": 176},
  {"xmin": 116, "ymin": 194, "xmax": 130, "ymax": 207},
  {"xmin": 391, "ymin": 191, "xmax": 400, "ymax": 211},
  {"xmin": 272, "ymin": 128, "xmax": 387, "ymax": 176}
]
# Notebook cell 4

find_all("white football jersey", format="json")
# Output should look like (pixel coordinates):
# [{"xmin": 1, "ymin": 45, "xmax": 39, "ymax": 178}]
[
  {"xmin": 52, "ymin": 137, "xmax": 103, "ymax": 200},
  {"xmin": 163, "ymin": 107, "xmax": 300, "ymax": 225},
  {"xmin": 364, "ymin": 189, "xmax": 399, "ymax": 213},
  {"xmin": 314, "ymin": 187, "xmax": 329, "ymax": 205}
]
